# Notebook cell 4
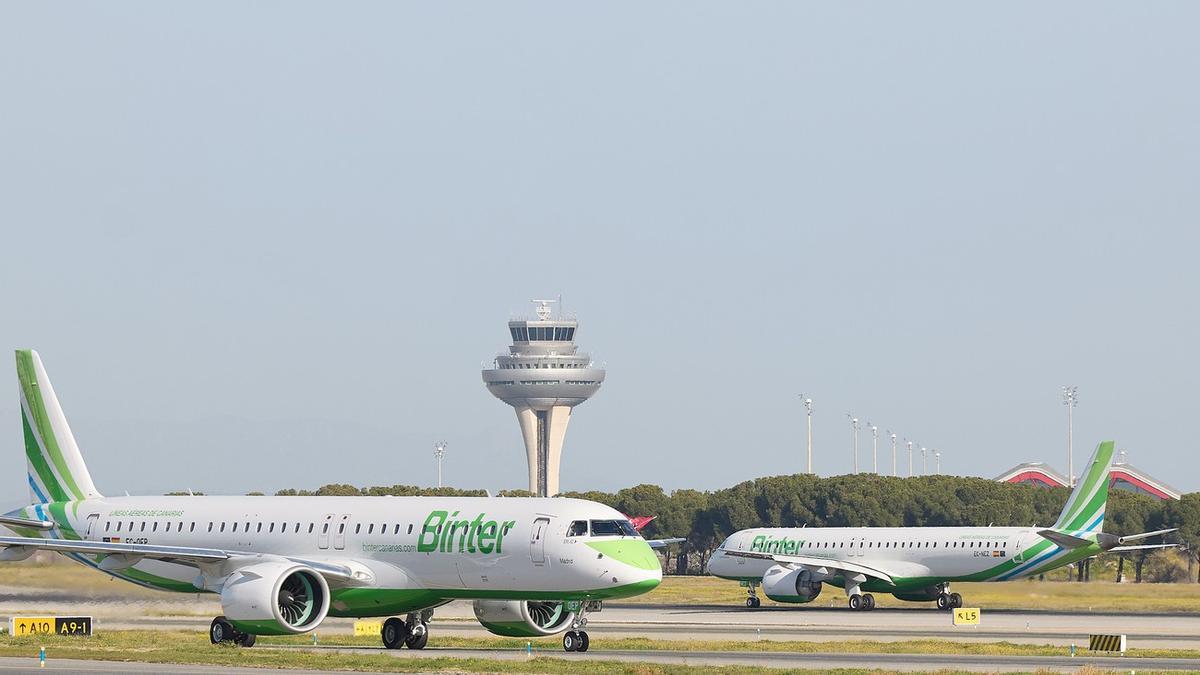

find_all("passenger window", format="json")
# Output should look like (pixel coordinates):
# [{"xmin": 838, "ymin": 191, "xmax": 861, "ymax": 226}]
[
  {"xmin": 394, "ymin": 524, "xmax": 400, "ymax": 535},
  {"xmin": 308, "ymin": 523, "xmax": 314, "ymax": 534},
  {"xmin": 407, "ymin": 524, "xmax": 413, "ymax": 534},
  {"xmin": 368, "ymin": 524, "xmax": 374, "ymax": 534},
  {"xmin": 355, "ymin": 524, "xmax": 361, "ymax": 534},
  {"xmin": 220, "ymin": 523, "xmax": 226, "ymax": 532},
  {"xmin": 190, "ymin": 522, "xmax": 196, "ymax": 532},
  {"xmin": 321, "ymin": 523, "xmax": 329, "ymax": 534},
  {"xmin": 152, "ymin": 522, "xmax": 158, "ymax": 532},
  {"xmin": 257, "ymin": 523, "xmax": 263, "ymax": 533},
  {"xmin": 232, "ymin": 523, "xmax": 238, "ymax": 533},
  {"xmin": 567, "ymin": 520, "xmax": 588, "ymax": 537},
  {"xmin": 269, "ymin": 523, "xmax": 274, "ymax": 533},
  {"xmin": 140, "ymin": 522, "xmax": 146, "ymax": 532},
  {"xmin": 116, "ymin": 522, "xmax": 122, "ymax": 532},
  {"xmin": 105, "ymin": 522, "xmax": 110, "ymax": 532},
  {"xmin": 338, "ymin": 523, "xmax": 345, "ymax": 534}
]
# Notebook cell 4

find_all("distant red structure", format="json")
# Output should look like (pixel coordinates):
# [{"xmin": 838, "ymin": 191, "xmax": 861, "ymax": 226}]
[{"xmin": 995, "ymin": 461, "xmax": 1180, "ymax": 501}]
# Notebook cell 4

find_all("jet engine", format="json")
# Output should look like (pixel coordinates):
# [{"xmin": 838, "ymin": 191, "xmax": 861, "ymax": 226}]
[
  {"xmin": 473, "ymin": 600, "xmax": 576, "ymax": 637},
  {"xmin": 761, "ymin": 564, "xmax": 823, "ymax": 603},
  {"xmin": 892, "ymin": 585, "xmax": 942, "ymax": 602},
  {"xmin": 220, "ymin": 561, "xmax": 330, "ymax": 635}
]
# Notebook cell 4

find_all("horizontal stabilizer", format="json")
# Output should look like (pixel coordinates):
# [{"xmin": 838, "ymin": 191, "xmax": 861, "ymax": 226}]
[
  {"xmin": 1109, "ymin": 543, "xmax": 1178, "ymax": 552},
  {"xmin": 1119, "ymin": 528, "xmax": 1177, "ymax": 544},
  {"xmin": 1037, "ymin": 529, "xmax": 1093, "ymax": 549},
  {"xmin": 0, "ymin": 515, "xmax": 55, "ymax": 530}
]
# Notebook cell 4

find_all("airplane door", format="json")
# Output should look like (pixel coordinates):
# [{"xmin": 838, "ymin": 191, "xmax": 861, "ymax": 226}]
[
  {"xmin": 84, "ymin": 513, "xmax": 100, "ymax": 540},
  {"xmin": 529, "ymin": 517, "xmax": 549, "ymax": 566},
  {"xmin": 334, "ymin": 514, "xmax": 350, "ymax": 550},
  {"xmin": 318, "ymin": 514, "xmax": 334, "ymax": 549}
]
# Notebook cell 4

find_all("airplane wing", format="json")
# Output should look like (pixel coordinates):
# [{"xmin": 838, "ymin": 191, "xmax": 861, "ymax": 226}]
[
  {"xmin": 645, "ymin": 537, "xmax": 685, "ymax": 549},
  {"xmin": 721, "ymin": 549, "xmax": 895, "ymax": 585},
  {"xmin": 0, "ymin": 536, "xmax": 368, "ymax": 586},
  {"xmin": 1108, "ymin": 543, "xmax": 1178, "ymax": 552},
  {"xmin": 0, "ymin": 535, "xmax": 228, "ymax": 564}
]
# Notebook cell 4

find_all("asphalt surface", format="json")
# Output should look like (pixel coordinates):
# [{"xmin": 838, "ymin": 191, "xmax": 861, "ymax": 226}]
[{"xmin": 3, "ymin": 649, "xmax": 1200, "ymax": 674}]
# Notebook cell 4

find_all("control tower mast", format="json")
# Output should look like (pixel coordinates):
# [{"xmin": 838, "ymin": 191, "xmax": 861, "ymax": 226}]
[{"xmin": 482, "ymin": 300, "xmax": 605, "ymax": 496}]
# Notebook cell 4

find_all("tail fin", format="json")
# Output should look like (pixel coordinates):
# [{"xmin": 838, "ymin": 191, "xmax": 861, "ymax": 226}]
[
  {"xmin": 1051, "ymin": 440, "xmax": 1114, "ymax": 533},
  {"xmin": 16, "ymin": 350, "xmax": 101, "ymax": 503}
]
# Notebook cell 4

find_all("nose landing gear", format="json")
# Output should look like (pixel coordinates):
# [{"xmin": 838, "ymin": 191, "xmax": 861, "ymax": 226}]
[
  {"xmin": 562, "ymin": 602, "xmax": 593, "ymax": 652},
  {"xmin": 745, "ymin": 582, "xmax": 761, "ymax": 608}
]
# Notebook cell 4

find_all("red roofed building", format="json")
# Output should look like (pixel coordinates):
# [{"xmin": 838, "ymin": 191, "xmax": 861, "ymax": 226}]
[{"xmin": 994, "ymin": 461, "xmax": 1180, "ymax": 500}]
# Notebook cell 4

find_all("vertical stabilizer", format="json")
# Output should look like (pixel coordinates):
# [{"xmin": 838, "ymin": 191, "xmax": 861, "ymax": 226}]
[
  {"xmin": 16, "ymin": 350, "xmax": 101, "ymax": 503},
  {"xmin": 1052, "ymin": 440, "xmax": 1114, "ymax": 533}
]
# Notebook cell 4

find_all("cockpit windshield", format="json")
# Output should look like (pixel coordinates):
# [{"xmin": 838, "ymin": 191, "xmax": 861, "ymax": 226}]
[{"xmin": 590, "ymin": 519, "xmax": 639, "ymax": 537}]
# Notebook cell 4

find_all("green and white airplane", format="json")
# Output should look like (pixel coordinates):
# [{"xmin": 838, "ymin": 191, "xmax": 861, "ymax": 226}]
[
  {"xmin": 0, "ymin": 350, "xmax": 662, "ymax": 652},
  {"xmin": 708, "ymin": 440, "xmax": 1175, "ymax": 611}
]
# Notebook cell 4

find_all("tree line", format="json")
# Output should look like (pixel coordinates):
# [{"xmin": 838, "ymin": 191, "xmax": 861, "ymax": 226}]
[{"xmin": 259, "ymin": 474, "xmax": 1199, "ymax": 582}]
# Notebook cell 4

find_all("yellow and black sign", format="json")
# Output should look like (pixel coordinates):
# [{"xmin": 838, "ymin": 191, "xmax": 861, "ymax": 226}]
[
  {"xmin": 353, "ymin": 620, "xmax": 382, "ymax": 636},
  {"xmin": 1089, "ymin": 633, "xmax": 1126, "ymax": 652},
  {"xmin": 9, "ymin": 616, "xmax": 92, "ymax": 636},
  {"xmin": 952, "ymin": 607, "xmax": 980, "ymax": 626}
]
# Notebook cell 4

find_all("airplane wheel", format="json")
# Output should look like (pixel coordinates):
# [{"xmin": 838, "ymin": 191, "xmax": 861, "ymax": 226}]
[
  {"xmin": 936, "ymin": 593, "xmax": 951, "ymax": 610},
  {"xmin": 848, "ymin": 594, "xmax": 863, "ymax": 611},
  {"xmin": 236, "ymin": 632, "xmax": 256, "ymax": 648},
  {"xmin": 577, "ymin": 631, "xmax": 589, "ymax": 652},
  {"xmin": 210, "ymin": 617, "xmax": 235, "ymax": 644},
  {"xmin": 405, "ymin": 626, "xmax": 429, "ymax": 650},
  {"xmin": 950, "ymin": 592, "xmax": 963, "ymax": 608},
  {"xmin": 382, "ymin": 617, "xmax": 408, "ymax": 649},
  {"xmin": 563, "ymin": 630, "xmax": 579, "ymax": 652},
  {"xmin": 746, "ymin": 597, "xmax": 761, "ymax": 608},
  {"xmin": 863, "ymin": 594, "xmax": 875, "ymax": 610}
]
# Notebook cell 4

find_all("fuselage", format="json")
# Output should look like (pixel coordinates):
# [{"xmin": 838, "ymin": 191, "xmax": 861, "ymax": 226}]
[
  {"xmin": 708, "ymin": 525, "xmax": 1100, "ymax": 593},
  {"xmin": 8, "ymin": 495, "xmax": 662, "ymax": 617}
]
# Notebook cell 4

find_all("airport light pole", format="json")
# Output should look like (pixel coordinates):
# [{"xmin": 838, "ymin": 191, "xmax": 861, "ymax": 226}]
[
  {"xmin": 434, "ymin": 441, "xmax": 447, "ymax": 488},
  {"xmin": 869, "ymin": 423, "xmax": 878, "ymax": 474},
  {"xmin": 934, "ymin": 450, "xmax": 941, "ymax": 475},
  {"xmin": 889, "ymin": 432, "xmax": 897, "ymax": 476},
  {"xmin": 1062, "ymin": 386, "xmax": 1078, "ymax": 487},
  {"xmin": 848, "ymin": 414, "xmax": 859, "ymax": 474},
  {"xmin": 921, "ymin": 446, "xmax": 927, "ymax": 476},
  {"xmin": 801, "ymin": 394, "xmax": 813, "ymax": 474},
  {"xmin": 906, "ymin": 440, "xmax": 914, "ymax": 477}
]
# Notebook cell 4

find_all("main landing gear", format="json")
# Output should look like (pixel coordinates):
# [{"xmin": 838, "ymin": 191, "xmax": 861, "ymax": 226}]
[
  {"xmin": 209, "ymin": 616, "xmax": 256, "ymax": 647},
  {"xmin": 382, "ymin": 609, "xmax": 433, "ymax": 649},
  {"xmin": 936, "ymin": 591, "xmax": 963, "ymax": 610},
  {"xmin": 562, "ymin": 602, "xmax": 593, "ymax": 652},
  {"xmin": 745, "ymin": 582, "xmax": 761, "ymax": 608},
  {"xmin": 847, "ymin": 593, "xmax": 876, "ymax": 611}
]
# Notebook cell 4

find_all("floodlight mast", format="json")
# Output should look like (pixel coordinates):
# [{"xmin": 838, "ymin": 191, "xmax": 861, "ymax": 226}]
[
  {"xmin": 847, "ymin": 414, "xmax": 860, "ymax": 474},
  {"xmin": 869, "ymin": 424, "xmax": 878, "ymax": 474},
  {"xmin": 801, "ymin": 394, "xmax": 814, "ymax": 474},
  {"xmin": 1062, "ymin": 386, "xmax": 1079, "ymax": 487},
  {"xmin": 906, "ymin": 440, "xmax": 914, "ymax": 477},
  {"xmin": 434, "ymin": 441, "xmax": 447, "ymax": 488},
  {"xmin": 921, "ymin": 446, "xmax": 927, "ymax": 475},
  {"xmin": 934, "ymin": 450, "xmax": 941, "ymax": 475},
  {"xmin": 888, "ymin": 431, "xmax": 897, "ymax": 476}
]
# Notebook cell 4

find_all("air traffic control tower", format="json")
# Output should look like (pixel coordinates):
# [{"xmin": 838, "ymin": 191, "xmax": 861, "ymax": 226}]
[{"xmin": 482, "ymin": 300, "xmax": 605, "ymax": 496}]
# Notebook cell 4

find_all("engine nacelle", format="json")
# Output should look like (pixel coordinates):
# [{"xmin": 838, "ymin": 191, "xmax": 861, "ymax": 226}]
[
  {"xmin": 892, "ymin": 585, "xmax": 942, "ymax": 602},
  {"xmin": 761, "ymin": 564, "xmax": 823, "ymax": 603},
  {"xmin": 473, "ymin": 600, "xmax": 576, "ymax": 637},
  {"xmin": 220, "ymin": 561, "xmax": 330, "ymax": 636}
]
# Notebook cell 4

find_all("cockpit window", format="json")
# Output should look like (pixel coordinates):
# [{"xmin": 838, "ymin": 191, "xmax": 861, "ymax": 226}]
[
  {"xmin": 567, "ymin": 520, "xmax": 588, "ymax": 537},
  {"xmin": 590, "ymin": 519, "xmax": 639, "ymax": 537}
]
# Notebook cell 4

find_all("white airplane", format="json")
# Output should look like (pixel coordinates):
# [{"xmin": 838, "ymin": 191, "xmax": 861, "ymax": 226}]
[
  {"xmin": 708, "ymin": 440, "xmax": 1174, "ymax": 611},
  {"xmin": 0, "ymin": 350, "xmax": 662, "ymax": 652}
]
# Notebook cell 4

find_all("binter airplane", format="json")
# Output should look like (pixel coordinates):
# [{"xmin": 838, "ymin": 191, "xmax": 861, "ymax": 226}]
[
  {"xmin": 0, "ymin": 350, "xmax": 662, "ymax": 652},
  {"xmin": 708, "ymin": 440, "xmax": 1175, "ymax": 611}
]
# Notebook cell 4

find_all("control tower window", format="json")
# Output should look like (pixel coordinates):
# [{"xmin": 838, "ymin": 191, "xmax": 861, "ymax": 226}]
[{"xmin": 567, "ymin": 520, "xmax": 588, "ymax": 537}]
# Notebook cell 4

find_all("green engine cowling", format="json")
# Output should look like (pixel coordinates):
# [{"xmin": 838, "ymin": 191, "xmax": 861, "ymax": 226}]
[
  {"xmin": 220, "ymin": 561, "xmax": 330, "ymax": 636},
  {"xmin": 473, "ymin": 600, "xmax": 575, "ymax": 637}
]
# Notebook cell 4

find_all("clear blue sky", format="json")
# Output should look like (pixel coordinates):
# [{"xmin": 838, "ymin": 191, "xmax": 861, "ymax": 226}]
[{"xmin": 2, "ymin": 3, "xmax": 1197, "ymax": 502}]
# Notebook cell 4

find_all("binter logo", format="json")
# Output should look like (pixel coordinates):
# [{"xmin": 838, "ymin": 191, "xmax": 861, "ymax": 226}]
[
  {"xmin": 751, "ymin": 534, "xmax": 806, "ymax": 555},
  {"xmin": 417, "ymin": 510, "xmax": 517, "ymax": 555}
]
